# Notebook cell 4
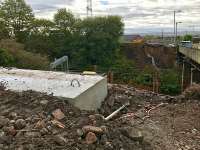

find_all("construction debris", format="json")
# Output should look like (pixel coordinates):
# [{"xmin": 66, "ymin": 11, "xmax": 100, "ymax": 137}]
[
  {"xmin": 85, "ymin": 132, "xmax": 97, "ymax": 144},
  {"xmin": 52, "ymin": 109, "xmax": 65, "ymax": 120},
  {"xmin": 184, "ymin": 83, "xmax": 200, "ymax": 99},
  {"xmin": 0, "ymin": 83, "xmax": 200, "ymax": 149}
]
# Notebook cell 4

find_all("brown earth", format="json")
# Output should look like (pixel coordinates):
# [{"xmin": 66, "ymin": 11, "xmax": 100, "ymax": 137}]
[
  {"xmin": 120, "ymin": 43, "xmax": 176, "ymax": 69},
  {"xmin": 0, "ymin": 84, "xmax": 200, "ymax": 150}
]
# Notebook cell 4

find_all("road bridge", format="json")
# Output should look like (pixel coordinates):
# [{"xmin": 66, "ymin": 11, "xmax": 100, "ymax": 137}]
[{"xmin": 178, "ymin": 46, "xmax": 200, "ymax": 90}]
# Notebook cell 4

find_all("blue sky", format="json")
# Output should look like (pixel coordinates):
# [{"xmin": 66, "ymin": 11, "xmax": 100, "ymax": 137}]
[{"xmin": 24, "ymin": 0, "xmax": 200, "ymax": 34}]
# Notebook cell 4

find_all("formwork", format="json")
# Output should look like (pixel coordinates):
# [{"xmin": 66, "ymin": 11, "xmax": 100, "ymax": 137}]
[{"xmin": 0, "ymin": 68, "xmax": 108, "ymax": 110}]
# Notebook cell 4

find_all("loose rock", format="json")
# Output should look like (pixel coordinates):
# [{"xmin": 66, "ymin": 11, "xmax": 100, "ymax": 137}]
[
  {"xmin": 85, "ymin": 132, "xmax": 97, "ymax": 144},
  {"xmin": 52, "ymin": 109, "xmax": 65, "ymax": 120},
  {"xmin": 0, "ymin": 116, "xmax": 9, "ymax": 128},
  {"xmin": 14, "ymin": 119, "xmax": 26, "ymax": 130},
  {"xmin": 82, "ymin": 125, "xmax": 103, "ymax": 134},
  {"xmin": 25, "ymin": 132, "xmax": 41, "ymax": 138},
  {"xmin": 54, "ymin": 135, "xmax": 67, "ymax": 146}
]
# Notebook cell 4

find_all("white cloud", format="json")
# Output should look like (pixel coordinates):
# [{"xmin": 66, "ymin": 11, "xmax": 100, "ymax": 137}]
[{"xmin": 24, "ymin": 0, "xmax": 200, "ymax": 34}]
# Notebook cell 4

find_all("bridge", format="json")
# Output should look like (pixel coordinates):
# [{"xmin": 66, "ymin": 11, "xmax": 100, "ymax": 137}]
[
  {"xmin": 179, "ymin": 46, "xmax": 200, "ymax": 65},
  {"xmin": 178, "ymin": 45, "xmax": 200, "ymax": 90}
]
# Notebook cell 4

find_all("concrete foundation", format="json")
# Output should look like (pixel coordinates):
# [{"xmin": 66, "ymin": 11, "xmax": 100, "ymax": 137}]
[{"xmin": 0, "ymin": 68, "xmax": 108, "ymax": 110}]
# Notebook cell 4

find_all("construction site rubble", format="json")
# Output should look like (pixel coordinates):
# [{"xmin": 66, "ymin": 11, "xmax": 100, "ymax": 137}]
[{"xmin": 0, "ymin": 83, "xmax": 200, "ymax": 149}]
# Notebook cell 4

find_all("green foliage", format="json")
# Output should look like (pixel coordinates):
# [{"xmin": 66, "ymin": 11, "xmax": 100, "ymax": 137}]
[
  {"xmin": 135, "ymin": 66, "xmax": 153, "ymax": 86},
  {"xmin": 54, "ymin": 9, "xmax": 76, "ymax": 33},
  {"xmin": 30, "ymin": 19, "xmax": 55, "ymax": 35},
  {"xmin": 160, "ymin": 70, "xmax": 181, "ymax": 95},
  {"xmin": 111, "ymin": 53, "xmax": 136, "ymax": 83},
  {"xmin": 135, "ymin": 73, "xmax": 153, "ymax": 86},
  {"xmin": 0, "ymin": 21, "xmax": 9, "ymax": 40},
  {"xmin": 0, "ymin": 0, "xmax": 34, "ymax": 42},
  {"xmin": 0, "ymin": 39, "xmax": 49, "ymax": 70},
  {"xmin": 183, "ymin": 34, "xmax": 192, "ymax": 41},
  {"xmin": 74, "ymin": 16, "xmax": 124, "ymax": 69},
  {"xmin": 0, "ymin": 48, "xmax": 14, "ymax": 66}
]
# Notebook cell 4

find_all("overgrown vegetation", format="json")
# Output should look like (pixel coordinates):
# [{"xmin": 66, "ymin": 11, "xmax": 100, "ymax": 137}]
[
  {"xmin": 0, "ymin": 48, "xmax": 14, "ymax": 66},
  {"xmin": 160, "ymin": 70, "xmax": 181, "ymax": 95},
  {"xmin": 0, "ymin": 40, "xmax": 49, "ymax": 70}
]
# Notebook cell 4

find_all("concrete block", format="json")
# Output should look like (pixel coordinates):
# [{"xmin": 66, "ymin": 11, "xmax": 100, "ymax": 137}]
[{"xmin": 0, "ymin": 68, "xmax": 107, "ymax": 110}]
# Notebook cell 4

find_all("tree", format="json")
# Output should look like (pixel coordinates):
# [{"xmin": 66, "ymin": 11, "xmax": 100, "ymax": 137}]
[
  {"xmin": 25, "ymin": 19, "xmax": 55, "ymax": 55},
  {"xmin": 74, "ymin": 16, "xmax": 124, "ymax": 69},
  {"xmin": 0, "ymin": 20, "xmax": 10, "ymax": 40},
  {"xmin": 54, "ymin": 9, "xmax": 76, "ymax": 33},
  {"xmin": 183, "ymin": 34, "xmax": 192, "ymax": 41},
  {"xmin": 30, "ymin": 19, "xmax": 55, "ymax": 35},
  {"xmin": 160, "ymin": 69, "xmax": 181, "ymax": 95},
  {"xmin": 0, "ymin": 0, "xmax": 34, "ymax": 42},
  {"xmin": 48, "ymin": 9, "xmax": 79, "ymax": 59},
  {"xmin": 0, "ymin": 48, "xmax": 14, "ymax": 66}
]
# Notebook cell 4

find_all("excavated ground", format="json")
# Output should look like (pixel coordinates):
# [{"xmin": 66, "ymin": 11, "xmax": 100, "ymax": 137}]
[{"xmin": 0, "ymin": 84, "xmax": 200, "ymax": 150}]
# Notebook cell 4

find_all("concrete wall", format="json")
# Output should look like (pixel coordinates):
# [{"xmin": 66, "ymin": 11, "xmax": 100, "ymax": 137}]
[{"xmin": 68, "ymin": 77, "xmax": 108, "ymax": 111}]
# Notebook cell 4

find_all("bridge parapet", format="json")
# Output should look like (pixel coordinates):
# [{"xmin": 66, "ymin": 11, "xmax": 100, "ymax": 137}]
[{"xmin": 179, "ymin": 47, "xmax": 200, "ymax": 64}]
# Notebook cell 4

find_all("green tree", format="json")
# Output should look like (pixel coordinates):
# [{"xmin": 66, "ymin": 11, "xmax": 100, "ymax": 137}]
[
  {"xmin": 25, "ymin": 19, "xmax": 55, "ymax": 55},
  {"xmin": 0, "ymin": 48, "xmax": 14, "ymax": 66},
  {"xmin": 30, "ymin": 19, "xmax": 55, "ymax": 35},
  {"xmin": 74, "ymin": 16, "xmax": 124, "ymax": 69},
  {"xmin": 48, "ymin": 9, "xmax": 79, "ymax": 59},
  {"xmin": 0, "ymin": 0, "xmax": 34, "ymax": 42},
  {"xmin": 183, "ymin": 34, "xmax": 192, "ymax": 41},
  {"xmin": 160, "ymin": 69, "xmax": 181, "ymax": 95},
  {"xmin": 54, "ymin": 9, "xmax": 76, "ymax": 33},
  {"xmin": 0, "ymin": 20, "xmax": 10, "ymax": 40}
]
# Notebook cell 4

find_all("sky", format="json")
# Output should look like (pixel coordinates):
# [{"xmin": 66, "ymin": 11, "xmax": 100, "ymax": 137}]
[{"xmin": 25, "ymin": 0, "xmax": 200, "ymax": 35}]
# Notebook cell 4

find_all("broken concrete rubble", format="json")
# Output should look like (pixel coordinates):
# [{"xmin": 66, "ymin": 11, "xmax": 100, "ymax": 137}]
[
  {"xmin": 85, "ymin": 132, "xmax": 97, "ymax": 144},
  {"xmin": 14, "ymin": 119, "xmax": 26, "ymax": 130},
  {"xmin": 82, "ymin": 125, "xmax": 104, "ymax": 134},
  {"xmin": 54, "ymin": 135, "xmax": 67, "ymax": 146},
  {"xmin": 52, "ymin": 109, "xmax": 65, "ymax": 120},
  {"xmin": 0, "ymin": 83, "xmax": 200, "ymax": 149},
  {"xmin": 120, "ymin": 127, "xmax": 143, "ymax": 142}
]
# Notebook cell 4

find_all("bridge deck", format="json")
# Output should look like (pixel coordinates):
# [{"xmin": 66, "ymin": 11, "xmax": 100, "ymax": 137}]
[{"xmin": 179, "ymin": 47, "xmax": 200, "ymax": 64}]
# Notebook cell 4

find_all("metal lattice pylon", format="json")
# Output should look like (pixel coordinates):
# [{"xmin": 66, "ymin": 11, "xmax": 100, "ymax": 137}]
[{"xmin": 87, "ymin": 0, "xmax": 92, "ymax": 17}]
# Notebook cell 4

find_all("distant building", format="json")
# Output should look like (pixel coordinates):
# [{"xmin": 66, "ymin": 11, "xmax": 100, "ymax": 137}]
[{"xmin": 123, "ymin": 34, "xmax": 144, "ymax": 43}]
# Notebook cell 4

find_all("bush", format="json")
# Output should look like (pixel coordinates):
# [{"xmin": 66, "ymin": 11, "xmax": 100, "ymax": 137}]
[
  {"xmin": 111, "ymin": 54, "xmax": 136, "ymax": 83},
  {"xmin": 0, "ymin": 48, "xmax": 14, "ymax": 66},
  {"xmin": 134, "ymin": 66, "xmax": 153, "ymax": 86},
  {"xmin": 135, "ymin": 73, "xmax": 153, "ymax": 86},
  {"xmin": 0, "ymin": 39, "xmax": 50, "ymax": 70},
  {"xmin": 160, "ymin": 70, "xmax": 181, "ymax": 95}
]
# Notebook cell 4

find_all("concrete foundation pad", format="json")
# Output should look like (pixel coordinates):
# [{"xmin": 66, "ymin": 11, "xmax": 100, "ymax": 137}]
[{"xmin": 0, "ymin": 68, "xmax": 108, "ymax": 110}]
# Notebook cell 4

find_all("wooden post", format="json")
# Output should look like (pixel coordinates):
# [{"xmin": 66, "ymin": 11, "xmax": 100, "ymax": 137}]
[
  {"xmin": 181, "ymin": 62, "xmax": 185, "ymax": 92},
  {"xmin": 108, "ymin": 71, "xmax": 113, "ymax": 83},
  {"xmin": 191, "ymin": 68, "xmax": 195, "ymax": 85}
]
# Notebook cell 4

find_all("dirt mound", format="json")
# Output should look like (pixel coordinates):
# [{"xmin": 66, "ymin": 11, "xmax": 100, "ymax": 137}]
[
  {"xmin": 0, "ymin": 84, "xmax": 200, "ymax": 150},
  {"xmin": 183, "ymin": 84, "xmax": 200, "ymax": 99},
  {"xmin": 120, "ymin": 43, "xmax": 176, "ymax": 69}
]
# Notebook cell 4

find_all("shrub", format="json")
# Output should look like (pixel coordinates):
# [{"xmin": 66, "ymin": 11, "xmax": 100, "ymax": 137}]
[
  {"xmin": 111, "ymin": 55, "xmax": 136, "ymax": 83},
  {"xmin": 135, "ymin": 73, "xmax": 153, "ymax": 86},
  {"xmin": 0, "ymin": 48, "xmax": 14, "ymax": 66},
  {"xmin": 0, "ymin": 39, "xmax": 50, "ymax": 70},
  {"xmin": 160, "ymin": 70, "xmax": 181, "ymax": 95}
]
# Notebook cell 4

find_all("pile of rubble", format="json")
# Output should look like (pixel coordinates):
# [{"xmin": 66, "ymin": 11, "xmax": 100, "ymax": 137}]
[
  {"xmin": 183, "ymin": 84, "xmax": 200, "ymax": 100},
  {"xmin": 0, "ymin": 84, "xmax": 200, "ymax": 150}
]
